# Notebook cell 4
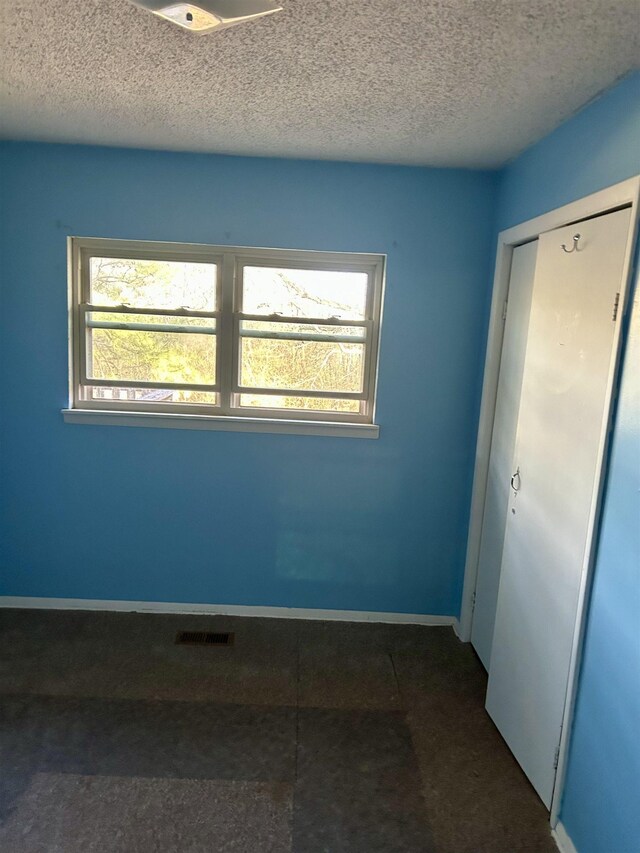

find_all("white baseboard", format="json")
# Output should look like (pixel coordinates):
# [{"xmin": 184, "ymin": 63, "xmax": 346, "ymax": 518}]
[
  {"xmin": 552, "ymin": 821, "xmax": 578, "ymax": 853},
  {"xmin": 0, "ymin": 596, "xmax": 458, "ymax": 628}
]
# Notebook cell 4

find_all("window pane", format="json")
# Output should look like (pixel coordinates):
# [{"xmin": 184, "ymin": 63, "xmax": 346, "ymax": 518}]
[
  {"xmin": 240, "ymin": 338, "xmax": 364, "ymax": 393},
  {"xmin": 242, "ymin": 266, "xmax": 368, "ymax": 320},
  {"xmin": 240, "ymin": 320, "xmax": 365, "ymax": 340},
  {"xmin": 90, "ymin": 257, "xmax": 216, "ymax": 311},
  {"xmin": 89, "ymin": 328, "xmax": 216, "ymax": 385},
  {"xmin": 87, "ymin": 386, "xmax": 218, "ymax": 405},
  {"xmin": 239, "ymin": 394, "xmax": 361, "ymax": 414}
]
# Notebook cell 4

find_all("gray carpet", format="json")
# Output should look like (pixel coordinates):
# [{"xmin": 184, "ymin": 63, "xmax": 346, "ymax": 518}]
[{"xmin": 0, "ymin": 609, "xmax": 557, "ymax": 852}]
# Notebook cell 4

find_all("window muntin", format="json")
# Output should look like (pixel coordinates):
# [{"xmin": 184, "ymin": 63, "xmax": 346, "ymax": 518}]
[{"xmin": 71, "ymin": 239, "xmax": 384, "ymax": 424}]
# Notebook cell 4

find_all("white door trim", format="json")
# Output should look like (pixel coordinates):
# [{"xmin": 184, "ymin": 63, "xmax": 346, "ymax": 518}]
[
  {"xmin": 458, "ymin": 175, "xmax": 640, "ymax": 823},
  {"xmin": 552, "ymin": 821, "xmax": 579, "ymax": 853}
]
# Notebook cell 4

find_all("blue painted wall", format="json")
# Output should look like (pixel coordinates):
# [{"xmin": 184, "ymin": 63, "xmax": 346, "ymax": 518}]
[
  {"xmin": 497, "ymin": 72, "xmax": 640, "ymax": 227},
  {"xmin": 497, "ymin": 71, "xmax": 640, "ymax": 853},
  {"xmin": 0, "ymin": 142, "xmax": 497, "ymax": 614}
]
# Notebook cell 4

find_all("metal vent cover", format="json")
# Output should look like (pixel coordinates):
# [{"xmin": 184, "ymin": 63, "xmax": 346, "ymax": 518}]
[{"xmin": 175, "ymin": 630, "xmax": 235, "ymax": 646}]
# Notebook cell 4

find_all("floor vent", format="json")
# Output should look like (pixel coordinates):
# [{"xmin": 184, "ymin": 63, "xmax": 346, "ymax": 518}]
[{"xmin": 175, "ymin": 631, "xmax": 235, "ymax": 646}]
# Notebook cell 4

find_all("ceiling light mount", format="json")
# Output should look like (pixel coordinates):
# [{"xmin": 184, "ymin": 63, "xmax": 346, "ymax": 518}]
[{"xmin": 130, "ymin": 1, "xmax": 283, "ymax": 33}]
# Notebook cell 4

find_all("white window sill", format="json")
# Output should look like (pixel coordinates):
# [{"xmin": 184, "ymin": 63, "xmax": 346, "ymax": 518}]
[{"xmin": 61, "ymin": 409, "xmax": 380, "ymax": 439}]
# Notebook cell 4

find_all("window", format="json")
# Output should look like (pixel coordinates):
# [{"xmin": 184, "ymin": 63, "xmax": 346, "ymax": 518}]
[{"xmin": 67, "ymin": 238, "xmax": 385, "ymax": 434}]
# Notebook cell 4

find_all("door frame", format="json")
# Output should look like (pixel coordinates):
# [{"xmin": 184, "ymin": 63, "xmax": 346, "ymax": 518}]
[{"xmin": 458, "ymin": 175, "xmax": 640, "ymax": 823}]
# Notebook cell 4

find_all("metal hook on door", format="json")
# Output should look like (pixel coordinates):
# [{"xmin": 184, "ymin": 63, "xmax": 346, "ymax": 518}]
[
  {"xmin": 511, "ymin": 467, "xmax": 521, "ymax": 494},
  {"xmin": 561, "ymin": 233, "xmax": 580, "ymax": 253}
]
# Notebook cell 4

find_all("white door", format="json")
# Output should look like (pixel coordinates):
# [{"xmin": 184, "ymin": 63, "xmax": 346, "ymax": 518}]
[
  {"xmin": 472, "ymin": 240, "xmax": 538, "ymax": 669},
  {"xmin": 486, "ymin": 207, "xmax": 632, "ymax": 808}
]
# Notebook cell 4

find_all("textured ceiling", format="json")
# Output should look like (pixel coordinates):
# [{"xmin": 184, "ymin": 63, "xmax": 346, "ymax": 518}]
[{"xmin": 0, "ymin": 0, "xmax": 638, "ymax": 167}]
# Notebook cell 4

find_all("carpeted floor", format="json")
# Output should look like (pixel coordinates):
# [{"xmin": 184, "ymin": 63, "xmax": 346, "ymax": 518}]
[{"xmin": 0, "ymin": 609, "xmax": 557, "ymax": 852}]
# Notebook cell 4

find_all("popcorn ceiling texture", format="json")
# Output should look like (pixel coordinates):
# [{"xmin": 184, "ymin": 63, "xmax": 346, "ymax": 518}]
[{"xmin": 0, "ymin": 0, "xmax": 638, "ymax": 167}]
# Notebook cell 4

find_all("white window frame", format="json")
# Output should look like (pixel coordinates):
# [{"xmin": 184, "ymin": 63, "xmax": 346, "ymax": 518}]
[{"xmin": 64, "ymin": 237, "xmax": 385, "ymax": 437}]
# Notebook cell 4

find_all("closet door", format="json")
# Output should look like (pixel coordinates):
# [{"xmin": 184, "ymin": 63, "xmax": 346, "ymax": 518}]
[
  {"xmin": 486, "ymin": 207, "xmax": 632, "ymax": 808},
  {"xmin": 471, "ymin": 240, "xmax": 538, "ymax": 669}
]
